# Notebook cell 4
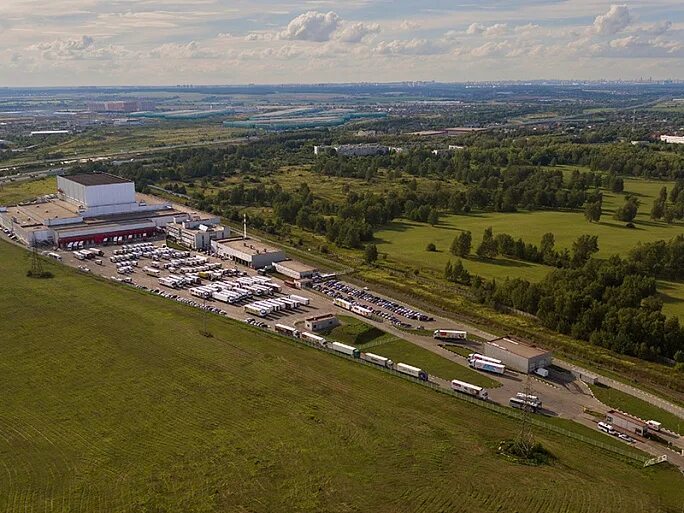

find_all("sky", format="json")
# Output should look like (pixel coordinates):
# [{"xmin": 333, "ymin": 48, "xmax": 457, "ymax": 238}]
[{"xmin": 0, "ymin": 1, "xmax": 683, "ymax": 86}]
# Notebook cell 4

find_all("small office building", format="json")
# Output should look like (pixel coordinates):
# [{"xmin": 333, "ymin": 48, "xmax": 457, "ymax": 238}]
[
  {"xmin": 211, "ymin": 237, "xmax": 286, "ymax": 269},
  {"xmin": 483, "ymin": 337, "xmax": 553, "ymax": 374}
]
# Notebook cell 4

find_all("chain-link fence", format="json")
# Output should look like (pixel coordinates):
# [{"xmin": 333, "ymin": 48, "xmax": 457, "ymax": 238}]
[{"xmin": 286, "ymin": 335, "xmax": 649, "ymax": 465}]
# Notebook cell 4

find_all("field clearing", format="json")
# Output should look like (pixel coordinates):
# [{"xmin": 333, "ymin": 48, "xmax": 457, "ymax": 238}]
[
  {"xmin": 1, "ymin": 240, "xmax": 682, "ymax": 512},
  {"xmin": 373, "ymin": 176, "xmax": 684, "ymax": 312},
  {"xmin": 589, "ymin": 384, "xmax": 684, "ymax": 435},
  {"xmin": 0, "ymin": 176, "xmax": 55, "ymax": 204}
]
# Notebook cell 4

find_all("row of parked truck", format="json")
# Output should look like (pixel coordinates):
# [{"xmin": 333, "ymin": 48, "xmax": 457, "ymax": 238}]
[
  {"xmin": 244, "ymin": 294, "xmax": 310, "ymax": 317},
  {"xmin": 272, "ymin": 324, "xmax": 490, "ymax": 400}
]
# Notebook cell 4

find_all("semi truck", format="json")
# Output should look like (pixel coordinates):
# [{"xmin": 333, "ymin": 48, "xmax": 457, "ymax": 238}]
[
  {"xmin": 351, "ymin": 304, "xmax": 374, "ymax": 318},
  {"xmin": 244, "ymin": 304, "xmax": 271, "ymax": 317},
  {"xmin": 330, "ymin": 342, "xmax": 361, "ymax": 358},
  {"xmin": 333, "ymin": 298, "xmax": 353, "ymax": 310},
  {"xmin": 433, "ymin": 329, "xmax": 467, "ymax": 340},
  {"xmin": 143, "ymin": 266, "xmax": 161, "ymax": 277},
  {"xmin": 288, "ymin": 294, "xmax": 310, "ymax": 306},
  {"xmin": 515, "ymin": 393, "xmax": 542, "ymax": 408},
  {"xmin": 509, "ymin": 397, "xmax": 539, "ymax": 413},
  {"xmin": 396, "ymin": 363, "xmax": 429, "ymax": 381},
  {"xmin": 450, "ymin": 379, "xmax": 488, "ymax": 399},
  {"xmin": 361, "ymin": 352, "xmax": 393, "ymax": 368},
  {"xmin": 274, "ymin": 324, "xmax": 300, "ymax": 338},
  {"xmin": 469, "ymin": 358, "xmax": 505, "ymax": 375},
  {"xmin": 468, "ymin": 353, "xmax": 502, "ymax": 365},
  {"xmin": 301, "ymin": 332, "xmax": 327, "ymax": 346}
]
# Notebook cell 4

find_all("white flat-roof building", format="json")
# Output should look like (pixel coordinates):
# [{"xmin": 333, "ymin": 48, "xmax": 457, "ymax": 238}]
[
  {"xmin": 304, "ymin": 314, "xmax": 339, "ymax": 332},
  {"xmin": 211, "ymin": 237, "xmax": 286, "ymax": 269},
  {"xmin": 483, "ymin": 337, "xmax": 553, "ymax": 374},
  {"xmin": 660, "ymin": 134, "xmax": 684, "ymax": 145},
  {"xmin": 1, "ymin": 173, "xmax": 187, "ymax": 247},
  {"xmin": 166, "ymin": 217, "xmax": 229, "ymax": 250},
  {"xmin": 274, "ymin": 260, "xmax": 317, "ymax": 280}
]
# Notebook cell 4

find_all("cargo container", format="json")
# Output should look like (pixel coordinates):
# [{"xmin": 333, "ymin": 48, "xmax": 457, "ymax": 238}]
[
  {"xmin": 334, "ymin": 298, "xmax": 353, "ymax": 310},
  {"xmin": 245, "ymin": 304, "xmax": 271, "ymax": 317},
  {"xmin": 361, "ymin": 352, "xmax": 393, "ymax": 368},
  {"xmin": 275, "ymin": 324, "xmax": 300, "ymax": 338},
  {"xmin": 288, "ymin": 294, "xmax": 311, "ymax": 306},
  {"xmin": 451, "ymin": 379, "xmax": 488, "ymax": 399},
  {"xmin": 469, "ymin": 358, "xmax": 505, "ymax": 374},
  {"xmin": 515, "ymin": 393, "xmax": 542, "ymax": 408},
  {"xmin": 396, "ymin": 363, "xmax": 429, "ymax": 381},
  {"xmin": 351, "ymin": 304, "xmax": 373, "ymax": 318},
  {"xmin": 468, "ymin": 353, "xmax": 502, "ymax": 365},
  {"xmin": 433, "ymin": 329, "xmax": 467, "ymax": 340},
  {"xmin": 330, "ymin": 342, "xmax": 361, "ymax": 358},
  {"xmin": 510, "ymin": 397, "xmax": 539, "ymax": 413},
  {"xmin": 301, "ymin": 332, "xmax": 327, "ymax": 345}
]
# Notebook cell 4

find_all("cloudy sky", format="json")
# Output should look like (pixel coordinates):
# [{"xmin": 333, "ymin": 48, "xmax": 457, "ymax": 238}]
[{"xmin": 1, "ymin": 1, "xmax": 683, "ymax": 85}]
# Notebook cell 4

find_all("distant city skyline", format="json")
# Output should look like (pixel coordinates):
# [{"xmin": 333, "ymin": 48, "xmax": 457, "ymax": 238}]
[{"xmin": 0, "ymin": 1, "xmax": 683, "ymax": 86}]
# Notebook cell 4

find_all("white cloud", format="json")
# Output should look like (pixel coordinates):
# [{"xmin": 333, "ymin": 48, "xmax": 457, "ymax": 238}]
[
  {"xmin": 335, "ymin": 22, "xmax": 379, "ymax": 43},
  {"xmin": 466, "ymin": 23, "xmax": 484, "ymax": 35},
  {"xmin": 399, "ymin": 20, "xmax": 419, "ymax": 31},
  {"xmin": 483, "ymin": 23, "xmax": 508, "ymax": 37},
  {"xmin": 149, "ymin": 41, "xmax": 218, "ymax": 59},
  {"xmin": 593, "ymin": 4, "xmax": 631, "ymax": 36},
  {"xmin": 278, "ymin": 11, "xmax": 340, "ymax": 42},
  {"xmin": 373, "ymin": 38, "xmax": 445, "ymax": 56}
]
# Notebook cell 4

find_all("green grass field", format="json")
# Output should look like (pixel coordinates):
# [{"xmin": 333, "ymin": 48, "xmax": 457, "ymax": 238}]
[
  {"xmin": 0, "ymin": 176, "xmax": 55, "ymax": 204},
  {"xmin": 590, "ymin": 384, "xmax": 684, "ymax": 435},
  {"xmin": 372, "ymin": 176, "xmax": 684, "ymax": 317},
  {"xmin": 2, "ymin": 240, "xmax": 683, "ymax": 512},
  {"xmin": 323, "ymin": 315, "xmax": 390, "ymax": 345}
]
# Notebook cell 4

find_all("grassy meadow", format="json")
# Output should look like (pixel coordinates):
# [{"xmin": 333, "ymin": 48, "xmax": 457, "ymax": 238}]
[
  {"xmin": 0, "ymin": 176, "xmax": 55, "ymax": 204},
  {"xmin": 2, "ymin": 240, "xmax": 684, "ymax": 512},
  {"xmin": 372, "ymin": 176, "xmax": 684, "ymax": 316}
]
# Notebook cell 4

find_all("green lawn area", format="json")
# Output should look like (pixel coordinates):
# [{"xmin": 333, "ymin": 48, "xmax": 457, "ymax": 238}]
[
  {"xmin": 0, "ymin": 176, "xmax": 55, "ymax": 204},
  {"xmin": 440, "ymin": 344, "xmax": 474, "ymax": 358},
  {"xmin": 590, "ymin": 383, "xmax": 684, "ymax": 435},
  {"xmin": 322, "ymin": 314, "xmax": 390, "ymax": 345},
  {"xmin": 373, "ymin": 176, "xmax": 684, "ymax": 315},
  {"xmin": 5, "ymin": 238, "xmax": 680, "ymax": 512}
]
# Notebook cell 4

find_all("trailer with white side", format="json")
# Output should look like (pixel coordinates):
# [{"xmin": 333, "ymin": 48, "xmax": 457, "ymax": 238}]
[
  {"xmin": 330, "ymin": 342, "xmax": 361, "ymax": 358},
  {"xmin": 245, "ymin": 304, "xmax": 271, "ymax": 317},
  {"xmin": 433, "ymin": 329, "xmax": 467, "ymax": 340},
  {"xmin": 288, "ymin": 294, "xmax": 311, "ymax": 306},
  {"xmin": 334, "ymin": 298, "xmax": 353, "ymax": 310},
  {"xmin": 361, "ymin": 352, "xmax": 393, "ymax": 368},
  {"xmin": 351, "ymin": 304, "xmax": 374, "ymax": 318},
  {"xmin": 143, "ymin": 266, "xmax": 161, "ymax": 277},
  {"xmin": 450, "ymin": 379, "xmax": 488, "ymax": 399},
  {"xmin": 468, "ymin": 353, "xmax": 502, "ymax": 365},
  {"xmin": 469, "ymin": 358, "xmax": 505, "ymax": 375},
  {"xmin": 274, "ymin": 324, "xmax": 300, "ymax": 338},
  {"xmin": 395, "ymin": 363, "xmax": 429, "ymax": 381},
  {"xmin": 301, "ymin": 332, "xmax": 327, "ymax": 346}
]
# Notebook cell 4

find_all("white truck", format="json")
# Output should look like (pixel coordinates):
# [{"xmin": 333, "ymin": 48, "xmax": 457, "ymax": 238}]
[
  {"xmin": 330, "ymin": 342, "xmax": 360, "ymax": 358},
  {"xmin": 301, "ymin": 332, "xmax": 327, "ymax": 346},
  {"xmin": 395, "ymin": 363, "xmax": 428, "ymax": 381},
  {"xmin": 469, "ymin": 358, "xmax": 505, "ymax": 375},
  {"xmin": 274, "ymin": 324, "xmax": 300, "ymax": 338},
  {"xmin": 351, "ymin": 304, "xmax": 373, "ymax": 318},
  {"xmin": 143, "ymin": 266, "xmax": 161, "ymax": 277},
  {"xmin": 361, "ymin": 352, "xmax": 393, "ymax": 368},
  {"xmin": 450, "ymin": 379, "xmax": 488, "ymax": 399},
  {"xmin": 288, "ymin": 294, "xmax": 310, "ymax": 306},
  {"xmin": 433, "ymin": 329, "xmax": 467, "ymax": 340},
  {"xmin": 333, "ymin": 298, "xmax": 353, "ymax": 310}
]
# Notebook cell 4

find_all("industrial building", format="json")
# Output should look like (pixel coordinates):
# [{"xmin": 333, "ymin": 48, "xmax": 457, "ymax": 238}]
[
  {"xmin": 273, "ymin": 260, "xmax": 317, "ymax": 280},
  {"xmin": 166, "ymin": 217, "xmax": 228, "ymax": 250},
  {"xmin": 660, "ymin": 134, "xmax": 684, "ymax": 145},
  {"xmin": 0, "ymin": 173, "xmax": 187, "ymax": 247},
  {"xmin": 305, "ymin": 314, "xmax": 339, "ymax": 332},
  {"xmin": 483, "ymin": 337, "xmax": 553, "ymax": 373},
  {"xmin": 211, "ymin": 237, "xmax": 286, "ymax": 269},
  {"xmin": 606, "ymin": 410, "xmax": 649, "ymax": 437}
]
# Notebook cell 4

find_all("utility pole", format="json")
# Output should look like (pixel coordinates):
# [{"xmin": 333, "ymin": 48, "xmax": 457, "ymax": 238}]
[
  {"xmin": 28, "ymin": 245, "xmax": 45, "ymax": 278},
  {"xmin": 514, "ymin": 375, "xmax": 536, "ymax": 456}
]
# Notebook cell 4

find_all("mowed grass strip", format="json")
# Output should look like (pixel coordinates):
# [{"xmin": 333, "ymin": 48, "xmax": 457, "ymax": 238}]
[
  {"xmin": 1, "ymin": 240, "xmax": 683, "ymax": 512},
  {"xmin": 589, "ymin": 383, "xmax": 684, "ymax": 434}
]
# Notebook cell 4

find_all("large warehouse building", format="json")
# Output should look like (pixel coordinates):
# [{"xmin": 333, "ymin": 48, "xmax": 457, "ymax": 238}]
[
  {"xmin": 211, "ymin": 237, "xmax": 286, "ymax": 269},
  {"xmin": 483, "ymin": 337, "xmax": 553, "ymax": 374},
  {"xmin": 0, "ymin": 173, "xmax": 188, "ymax": 247}
]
